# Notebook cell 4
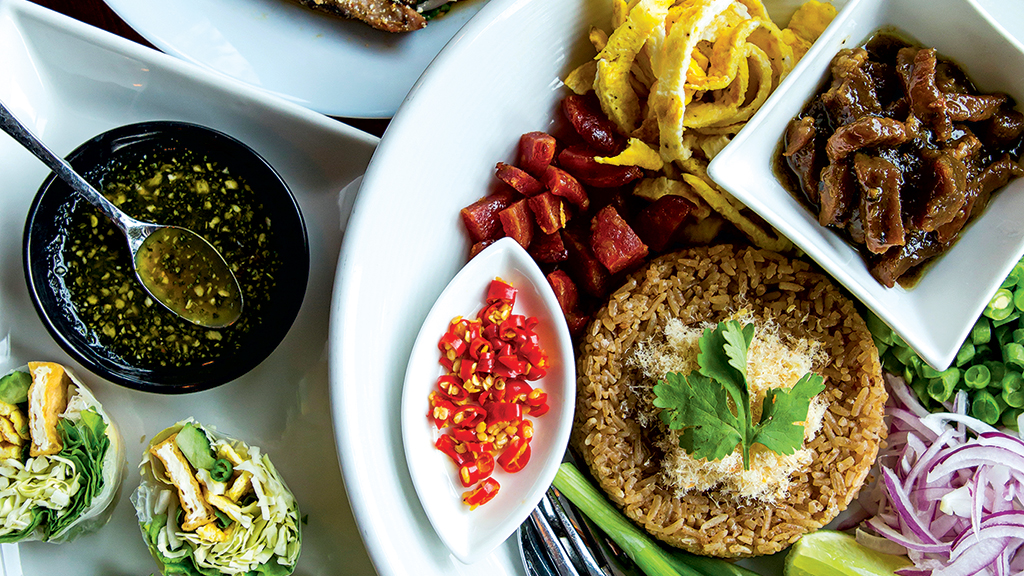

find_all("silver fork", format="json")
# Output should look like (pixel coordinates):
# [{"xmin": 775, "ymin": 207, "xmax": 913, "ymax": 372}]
[{"xmin": 518, "ymin": 484, "xmax": 639, "ymax": 576}]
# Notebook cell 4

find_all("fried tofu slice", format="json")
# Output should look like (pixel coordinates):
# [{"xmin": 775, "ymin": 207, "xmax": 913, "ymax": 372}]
[
  {"xmin": 196, "ymin": 522, "xmax": 232, "ymax": 543},
  {"xmin": 0, "ymin": 401, "xmax": 28, "ymax": 446},
  {"xmin": 225, "ymin": 471, "xmax": 253, "ymax": 502},
  {"xmin": 151, "ymin": 434, "xmax": 217, "ymax": 531},
  {"xmin": 27, "ymin": 362, "xmax": 70, "ymax": 457}
]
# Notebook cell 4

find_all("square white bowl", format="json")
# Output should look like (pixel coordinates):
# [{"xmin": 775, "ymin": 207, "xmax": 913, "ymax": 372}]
[{"xmin": 709, "ymin": 0, "xmax": 1024, "ymax": 370}]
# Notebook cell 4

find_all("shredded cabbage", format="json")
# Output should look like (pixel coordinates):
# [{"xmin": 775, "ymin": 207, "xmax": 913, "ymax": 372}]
[{"xmin": 134, "ymin": 420, "xmax": 301, "ymax": 576}]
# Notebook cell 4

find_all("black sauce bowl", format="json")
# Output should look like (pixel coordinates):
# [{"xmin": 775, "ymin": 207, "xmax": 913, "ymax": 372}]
[{"xmin": 23, "ymin": 121, "xmax": 309, "ymax": 394}]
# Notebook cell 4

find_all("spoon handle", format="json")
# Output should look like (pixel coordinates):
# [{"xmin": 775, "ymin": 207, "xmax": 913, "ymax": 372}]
[{"xmin": 0, "ymin": 101, "xmax": 133, "ymax": 229}]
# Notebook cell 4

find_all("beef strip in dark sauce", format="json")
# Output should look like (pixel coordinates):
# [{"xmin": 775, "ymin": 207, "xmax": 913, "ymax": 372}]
[{"xmin": 781, "ymin": 33, "xmax": 1024, "ymax": 288}]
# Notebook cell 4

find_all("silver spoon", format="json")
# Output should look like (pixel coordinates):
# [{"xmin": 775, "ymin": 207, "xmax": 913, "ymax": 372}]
[{"xmin": 0, "ymin": 102, "xmax": 243, "ymax": 328}]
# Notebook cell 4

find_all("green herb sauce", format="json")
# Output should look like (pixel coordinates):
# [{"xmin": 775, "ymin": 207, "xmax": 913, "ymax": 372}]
[{"xmin": 60, "ymin": 149, "xmax": 279, "ymax": 368}]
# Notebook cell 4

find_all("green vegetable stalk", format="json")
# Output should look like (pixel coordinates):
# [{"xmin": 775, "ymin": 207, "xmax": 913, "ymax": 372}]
[{"xmin": 552, "ymin": 462, "xmax": 762, "ymax": 576}]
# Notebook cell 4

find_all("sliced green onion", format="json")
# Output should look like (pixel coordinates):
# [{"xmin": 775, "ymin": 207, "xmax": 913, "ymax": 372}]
[
  {"xmin": 866, "ymin": 312, "xmax": 893, "ymax": 345},
  {"xmin": 971, "ymin": 390, "xmax": 1003, "ymax": 424},
  {"xmin": 1015, "ymin": 288, "xmax": 1024, "ymax": 312},
  {"xmin": 928, "ymin": 369, "xmax": 959, "ymax": 403},
  {"xmin": 1003, "ymin": 372, "xmax": 1024, "ymax": 408},
  {"xmin": 986, "ymin": 361, "xmax": 1008, "ymax": 387},
  {"xmin": 1002, "ymin": 408, "xmax": 1022, "ymax": 429},
  {"xmin": 920, "ymin": 364, "xmax": 943, "ymax": 379},
  {"xmin": 956, "ymin": 341, "xmax": 975, "ymax": 366},
  {"xmin": 964, "ymin": 364, "xmax": 991, "ymax": 390},
  {"xmin": 994, "ymin": 311, "xmax": 1020, "ymax": 327},
  {"xmin": 893, "ymin": 346, "xmax": 916, "ymax": 366},
  {"xmin": 986, "ymin": 288, "xmax": 1015, "ymax": 320},
  {"xmin": 972, "ymin": 318, "xmax": 992, "ymax": 345},
  {"xmin": 1004, "ymin": 342, "xmax": 1024, "ymax": 369},
  {"xmin": 891, "ymin": 332, "xmax": 908, "ymax": 349},
  {"xmin": 1002, "ymin": 263, "xmax": 1023, "ymax": 289}
]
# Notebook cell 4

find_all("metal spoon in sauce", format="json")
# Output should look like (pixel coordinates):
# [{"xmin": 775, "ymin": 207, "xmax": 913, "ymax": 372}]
[{"xmin": 0, "ymin": 102, "xmax": 243, "ymax": 328}]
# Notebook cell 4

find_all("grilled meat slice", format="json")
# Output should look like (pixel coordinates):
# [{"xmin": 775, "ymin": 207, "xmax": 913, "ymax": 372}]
[{"xmin": 289, "ymin": 0, "xmax": 427, "ymax": 33}]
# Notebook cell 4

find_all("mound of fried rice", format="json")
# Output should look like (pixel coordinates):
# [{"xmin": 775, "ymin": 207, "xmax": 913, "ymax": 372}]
[{"xmin": 572, "ymin": 244, "xmax": 886, "ymax": 557}]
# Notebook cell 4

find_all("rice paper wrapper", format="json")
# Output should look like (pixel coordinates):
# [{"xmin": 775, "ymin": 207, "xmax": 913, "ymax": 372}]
[
  {"xmin": 132, "ymin": 419, "xmax": 302, "ymax": 576},
  {"xmin": 0, "ymin": 363, "xmax": 126, "ymax": 544}
]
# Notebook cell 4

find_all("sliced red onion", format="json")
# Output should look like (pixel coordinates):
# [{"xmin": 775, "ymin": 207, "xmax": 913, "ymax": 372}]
[{"xmin": 857, "ymin": 375, "xmax": 1024, "ymax": 576}]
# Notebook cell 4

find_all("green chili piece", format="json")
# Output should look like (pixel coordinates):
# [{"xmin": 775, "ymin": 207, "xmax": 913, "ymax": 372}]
[
  {"xmin": 964, "ymin": 364, "xmax": 991, "ymax": 390},
  {"xmin": 211, "ymin": 458, "xmax": 233, "ymax": 482},
  {"xmin": 1016, "ymin": 288, "xmax": 1024, "ymax": 313},
  {"xmin": 971, "ymin": 390, "xmax": 1003, "ymax": 424}
]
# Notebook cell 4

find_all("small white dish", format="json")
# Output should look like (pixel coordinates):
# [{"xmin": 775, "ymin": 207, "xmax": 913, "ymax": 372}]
[
  {"xmin": 400, "ymin": 238, "xmax": 575, "ymax": 564},
  {"xmin": 709, "ymin": 0, "xmax": 1024, "ymax": 370}
]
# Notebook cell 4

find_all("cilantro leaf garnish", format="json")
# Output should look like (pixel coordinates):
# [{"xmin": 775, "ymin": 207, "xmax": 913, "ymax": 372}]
[{"xmin": 652, "ymin": 320, "xmax": 825, "ymax": 470}]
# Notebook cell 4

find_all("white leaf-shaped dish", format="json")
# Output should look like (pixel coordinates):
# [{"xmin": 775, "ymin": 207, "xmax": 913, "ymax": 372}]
[{"xmin": 400, "ymin": 237, "xmax": 575, "ymax": 564}]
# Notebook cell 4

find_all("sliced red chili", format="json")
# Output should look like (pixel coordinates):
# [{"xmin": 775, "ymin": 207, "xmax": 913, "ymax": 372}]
[
  {"xmin": 458, "ymin": 358, "xmax": 477, "ymax": 382},
  {"xmin": 527, "ymin": 403, "xmax": 549, "ymax": 417},
  {"xmin": 451, "ymin": 405, "xmax": 487, "ymax": 429},
  {"xmin": 468, "ymin": 336, "xmax": 491, "ymax": 360},
  {"xmin": 486, "ymin": 402, "xmax": 523, "ymax": 427},
  {"xmin": 478, "ymin": 387, "xmax": 506, "ymax": 407},
  {"xmin": 526, "ymin": 388, "xmax": 548, "ymax": 408},
  {"xmin": 480, "ymin": 301, "xmax": 513, "ymax": 325},
  {"xmin": 436, "ymin": 375, "xmax": 469, "ymax": 404},
  {"xmin": 438, "ymin": 331, "xmax": 467, "ymax": 357},
  {"xmin": 476, "ymin": 352, "xmax": 495, "ymax": 373},
  {"xmin": 428, "ymin": 392, "xmax": 456, "ymax": 429},
  {"xmin": 458, "ymin": 453, "xmax": 495, "ymax": 487},
  {"xmin": 435, "ymin": 434, "xmax": 472, "ymax": 466},
  {"xmin": 505, "ymin": 380, "xmax": 532, "ymax": 404},
  {"xmin": 451, "ymin": 428, "xmax": 480, "ymax": 444},
  {"xmin": 497, "ymin": 437, "xmax": 532, "ymax": 473},
  {"xmin": 461, "ymin": 440, "xmax": 493, "ymax": 457},
  {"xmin": 462, "ymin": 477, "xmax": 500, "ymax": 510},
  {"xmin": 487, "ymin": 279, "xmax": 518, "ymax": 305}
]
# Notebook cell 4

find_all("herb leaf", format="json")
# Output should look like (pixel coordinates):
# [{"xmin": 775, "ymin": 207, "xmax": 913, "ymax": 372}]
[
  {"xmin": 653, "ymin": 372, "xmax": 743, "ymax": 463},
  {"xmin": 753, "ymin": 372, "xmax": 825, "ymax": 456},
  {"xmin": 653, "ymin": 321, "xmax": 822, "ymax": 470}
]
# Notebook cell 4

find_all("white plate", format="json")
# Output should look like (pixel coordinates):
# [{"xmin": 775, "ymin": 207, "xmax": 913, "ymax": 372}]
[
  {"xmin": 101, "ymin": 0, "xmax": 484, "ymax": 118},
  {"xmin": 0, "ymin": 0, "xmax": 378, "ymax": 573},
  {"xmin": 400, "ymin": 238, "xmax": 575, "ymax": 564},
  {"xmin": 331, "ymin": 0, "xmax": 1024, "ymax": 575}
]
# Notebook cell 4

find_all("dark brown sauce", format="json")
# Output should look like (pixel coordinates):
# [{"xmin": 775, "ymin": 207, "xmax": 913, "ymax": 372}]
[{"xmin": 777, "ymin": 30, "xmax": 1024, "ymax": 288}]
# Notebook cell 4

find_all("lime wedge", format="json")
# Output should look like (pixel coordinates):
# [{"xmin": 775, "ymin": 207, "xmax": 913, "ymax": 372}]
[{"xmin": 785, "ymin": 530, "xmax": 913, "ymax": 576}]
